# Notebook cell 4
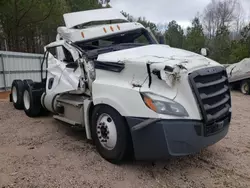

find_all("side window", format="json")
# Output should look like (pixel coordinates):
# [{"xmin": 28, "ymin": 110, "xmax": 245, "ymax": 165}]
[
  {"xmin": 99, "ymin": 40, "xmax": 113, "ymax": 47},
  {"xmin": 46, "ymin": 45, "xmax": 74, "ymax": 63},
  {"xmin": 62, "ymin": 46, "xmax": 74, "ymax": 63},
  {"xmin": 134, "ymin": 35, "xmax": 149, "ymax": 44},
  {"xmin": 47, "ymin": 47, "xmax": 57, "ymax": 58}
]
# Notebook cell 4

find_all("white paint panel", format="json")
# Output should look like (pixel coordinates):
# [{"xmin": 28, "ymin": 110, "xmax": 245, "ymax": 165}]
[{"xmin": 63, "ymin": 8, "xmax": 127, "ymax": 28}]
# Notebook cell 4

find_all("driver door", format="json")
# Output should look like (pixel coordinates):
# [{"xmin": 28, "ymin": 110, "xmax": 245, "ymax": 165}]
[{"xmin": 45, "ymin": 41, "xmax": 81, "ymax": 95}]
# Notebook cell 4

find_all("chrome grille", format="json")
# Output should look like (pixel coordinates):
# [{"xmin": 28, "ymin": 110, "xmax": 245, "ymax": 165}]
[{"xmin": 189, "ymin": 66, "xmax": 231, "ymax": 136}]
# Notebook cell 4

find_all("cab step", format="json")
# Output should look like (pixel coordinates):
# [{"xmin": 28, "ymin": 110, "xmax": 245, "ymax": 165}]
[
  {"xmin": 53, "ymin": 115, "xmax": 81, "ymax": 126},
  {"xmin": 56, "ymin": 94, "xmax": 86, "ymax": 107},
  {"xmin": 54, "ymin": 94, "xmax": 87, "ymax": 127}
]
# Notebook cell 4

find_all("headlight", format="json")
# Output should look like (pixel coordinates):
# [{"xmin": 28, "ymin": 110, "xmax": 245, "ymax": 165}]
[{"xmin": 141, "ymin": 92, "xmax": 188, "ymax": 117}]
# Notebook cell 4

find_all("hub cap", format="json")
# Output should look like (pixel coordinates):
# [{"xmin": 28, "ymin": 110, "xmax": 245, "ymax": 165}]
[
  {"xmin": 23, "ymin": 90, "xmax": 30, "ymax": 110},
  {"xmin": 241, "ymin": 83, "xmax": 249, "ymax": 94},
  {"xmin": 12, "ymin": 86, "xmax": 17, "ymax": 103},
  {"xmin": 96, "ymin": 114, "xmax": 117, "ymax": 150}
]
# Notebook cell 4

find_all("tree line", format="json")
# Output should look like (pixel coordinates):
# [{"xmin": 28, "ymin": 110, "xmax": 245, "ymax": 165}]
[
  {"xmin": 0, "ymin": 0, "xmax": 249, "ymax": 64},
  {"xmin": 0, "ymin": 0, "xmax": 102, "ymax": 53}
]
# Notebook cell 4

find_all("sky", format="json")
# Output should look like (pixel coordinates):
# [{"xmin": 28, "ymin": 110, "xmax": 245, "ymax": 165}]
[{"xmin": 110, "ymin": 0, "xmax": 250, "ymax": 28}]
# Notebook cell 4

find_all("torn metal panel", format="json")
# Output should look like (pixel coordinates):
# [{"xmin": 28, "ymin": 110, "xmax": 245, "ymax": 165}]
[
  {"xmin": 46, "ymin": 58, "xmax": 81, "ymax": 94},
  {"xmin": 149, "ymin": 62, "xmax": 188, "ymax": 88},
  {"xmin": 45, "ymin": 45, "xmax": 82, "ymax": 95}
]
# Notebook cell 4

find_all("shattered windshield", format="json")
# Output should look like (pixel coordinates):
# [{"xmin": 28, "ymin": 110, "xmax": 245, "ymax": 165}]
[{"xmin": 75, "ymin": 28, "xmax": 157, "ymax": 57}]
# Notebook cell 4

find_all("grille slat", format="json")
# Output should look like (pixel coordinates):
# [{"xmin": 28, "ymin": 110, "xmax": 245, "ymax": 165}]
[
  {"xmin": 196, "ymin": 76, "xmax": 227, "ymax": 88},
  {"xmin": 204, "ymin": 95, "xmax": 230, "ymax": 111},
  {"xmin": 207, "ymin": 104, "xmax": 231, "ymax": 122},
  {"xmin": 200, "ymin": 86, "xmax": 229, "ymax": 100},
  {"xmin": 189, "ymin": 66, "xmax": 231, "ymax": 136}
]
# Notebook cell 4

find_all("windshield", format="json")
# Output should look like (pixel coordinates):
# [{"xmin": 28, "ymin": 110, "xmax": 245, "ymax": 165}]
[{"xmin": 75, "ymin": 28, "xmax": 158, "ymax": 55}]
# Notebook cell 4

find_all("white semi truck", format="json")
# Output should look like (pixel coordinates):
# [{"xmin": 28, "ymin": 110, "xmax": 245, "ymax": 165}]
[{"xmin": 10, "ymin": 8, "xmax": 232, "ymax": 164}]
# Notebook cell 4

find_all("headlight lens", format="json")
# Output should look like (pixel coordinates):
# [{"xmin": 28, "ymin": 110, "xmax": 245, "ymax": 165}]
[{"xmin": 141, "ymin": 92, "xmax": 188, "ymax": 117}]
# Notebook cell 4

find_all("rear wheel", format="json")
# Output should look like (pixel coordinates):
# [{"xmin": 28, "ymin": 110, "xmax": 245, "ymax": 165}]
[
  {"xmin": 23, "ymin": 84, "xmax": 42, "ymax": 117},
  {"xmin": 240, "ymin": 80, "xmax": 250, "ymax": 95},
  {"xmin": 11, "ymin": 80, "xmax": 24, "ymax": 110},
  {"xmin": 23, "ymin": 79, "xmax": 34, "ymax": 87},
  {"xmin": 91, "ymin": 105, "xmax": 133, "ymax": 164}
]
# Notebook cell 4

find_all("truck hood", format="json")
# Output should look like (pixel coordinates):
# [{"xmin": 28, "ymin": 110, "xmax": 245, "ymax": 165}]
[
  {"xmin": 97, "ymin": 44, "xmax": 220, "ymax": 71},
  {"xmin": 97, "ymin": 44, "xmax": 222, "ymax": 100}
]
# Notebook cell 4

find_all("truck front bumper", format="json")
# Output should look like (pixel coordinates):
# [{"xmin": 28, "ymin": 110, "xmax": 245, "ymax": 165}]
[{"xmin": 126, "ymin": 116, "xmax": 230, "ymax": 160}]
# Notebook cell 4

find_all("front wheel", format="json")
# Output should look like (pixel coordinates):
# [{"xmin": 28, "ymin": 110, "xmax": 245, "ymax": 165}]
[
  {"xmin": 240, "ymin": 80, "xmax": 250, "ymax": 95},
  {"xmin": 91, "ymin": 105, "xmax": 133, "ymax": 164}
]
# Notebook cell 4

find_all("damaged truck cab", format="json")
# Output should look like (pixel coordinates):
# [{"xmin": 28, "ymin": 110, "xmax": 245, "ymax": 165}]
[{"xmin": 10, "ymin": 8, "xmax": 232, "ymax": 163}]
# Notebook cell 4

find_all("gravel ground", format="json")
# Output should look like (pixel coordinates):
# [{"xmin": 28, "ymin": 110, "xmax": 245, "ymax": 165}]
[{"xmin": 0, "ymin": 91, "xmax": 250, "ymax": 188}]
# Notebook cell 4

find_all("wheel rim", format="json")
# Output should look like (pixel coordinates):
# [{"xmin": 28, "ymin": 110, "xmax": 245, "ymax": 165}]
[
  {"xmin": 23, "ymin": 90, "xmax": 30, "ymax": 110},
  {"xmin": 96, "ymin": 113, "xmax": 117, "ymax": 150},
  {"xmin": 241, "ymin": 83, "xmax": 249, "ymax": 94},
  {"xmin": 12, "ymin": 86, "xmax": 18, "ymax": 103}
]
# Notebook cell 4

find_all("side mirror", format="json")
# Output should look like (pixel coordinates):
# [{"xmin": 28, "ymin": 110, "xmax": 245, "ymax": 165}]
[
  {"xmin": 158, "ymin": 35, "xmax": 166, "ymax": 44},
  {"xmin": 201, "ymin": 48, "xmax": 209, "ymax": 57}
]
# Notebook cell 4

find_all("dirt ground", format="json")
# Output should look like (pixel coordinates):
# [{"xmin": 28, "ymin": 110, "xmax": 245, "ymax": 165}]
[
  {"xmin": 0, "ymin": 91, "xmax": 10, "ymax": 100},
  {"xmin": 0, "ymin": 91, "xmax": 250, "ymax": 188}
]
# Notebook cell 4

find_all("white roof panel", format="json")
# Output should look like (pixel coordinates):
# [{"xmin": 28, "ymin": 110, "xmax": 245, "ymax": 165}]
[
  {"xmin": 63, "ymin": 8, "xmax": 128, "ymax": 28},
  {"xmin": 57, "ymin": 22, "xmax": 145, "ymax": 43}
]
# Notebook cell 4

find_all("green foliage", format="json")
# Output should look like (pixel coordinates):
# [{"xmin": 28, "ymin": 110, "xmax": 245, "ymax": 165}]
[
  {"xmin": 165, "ymin": 20, "xmax": 184, "ymax": 48},
  {"xmin": 66, "ymin": 0, "xmax": 102, "ymax": 12},
  {"xmin": 121, "ymin": 11, "xmax": 161, "ymax": 41},
  {"xmin": 121, "ymin": 11, "xmax": 159, "ymax": 34},
  {"xmin": 0, "ymin": 0, "xmax": 103, "ymax": 52},
  {"xmin": 210, "ymin": 26, "xmax": 231, "ymax": 64},
  {"xmin": 208, "ymin": 24, "xmax": 250, "ymax": 64},
  {"xmin": 137, "ymin": 17, "xmax": 158, "ymax": 33},
  {"xmin": 240, "ymin": 24, "xmax": 250, "ymax": 57},
  {"xmin": 184, "ymin": 17, "xmax": 205, "ymax": 54},
  {"xmin": 229, "ymin": 40, "xmax": 249, "ymax": 63}
]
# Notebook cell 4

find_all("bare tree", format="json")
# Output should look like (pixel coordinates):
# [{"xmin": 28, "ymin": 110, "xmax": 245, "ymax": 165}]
[
  {"xmin": 203, "ymin": 0, "xmax": 217, "ymax": 38},
  {"xmin": 233, "ymin": 1, "xmax": 245, "ymax": 39},
  {"xmin": 203, "ymin": 0, "xmax": 240, "ymax": 38}
]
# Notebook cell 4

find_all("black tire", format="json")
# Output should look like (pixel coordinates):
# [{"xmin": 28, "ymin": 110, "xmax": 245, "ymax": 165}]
[
  {"xmin": 23, "ymin": 79, "xmax": 34, "ymax": 87},
  {"xmin": 22, "ymin": 84, "xmax": 42, "ymax": 117},
  {"xmin": 11, "ymin": 80, "xmax": 24, "ymax": 110},
  {"xmin": 91, "ymin": 105, "xmax": 133, "ymax": 164},
  {"xmin": 240, "ymin": 80, "xmax": 250, "ymax": 95}
]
